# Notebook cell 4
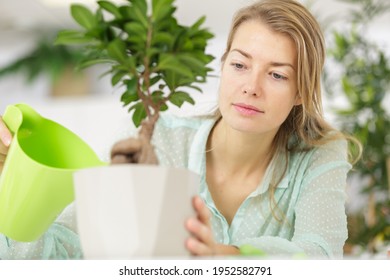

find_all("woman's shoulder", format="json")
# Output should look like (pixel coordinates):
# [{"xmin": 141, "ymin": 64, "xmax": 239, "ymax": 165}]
[
  {"xmin": 294, "ymin": 137, "xmax": 350, "ymax": 171},
  {"xmin": 285, "ymin": 137, "xmax": 352, "ymax": 188},
  {"xmin": 313, "ymin": 137, "xmax": 349, "ymax": 160},
  {"xmin": 287, "ymin": 135, "xmax": 350, "ymax": 171},
  {"xmin": 152, "ymin": 113, "xmax": 217, "ymax": 168}
]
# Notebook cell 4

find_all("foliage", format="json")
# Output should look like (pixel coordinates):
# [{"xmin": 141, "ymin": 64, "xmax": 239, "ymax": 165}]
[
  {"xmin": 324, "ymin": 0, "xmax": 390, "ymax": 254},
  {"xmin": 55, "ymin": 0, "xmax": 214, "ymax": 128},
  {"xmin": 0, "ymin": 35, "xmax": 86, "ymax": 84}
]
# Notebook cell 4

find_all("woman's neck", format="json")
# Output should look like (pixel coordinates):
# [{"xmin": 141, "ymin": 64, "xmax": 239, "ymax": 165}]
[{"xmin": 207, "ymin": 118, "xmax": 275, "ymax": 177}]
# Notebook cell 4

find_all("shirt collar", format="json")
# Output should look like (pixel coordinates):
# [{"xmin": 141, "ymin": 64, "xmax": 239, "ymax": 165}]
[
  {"xmin": 188, "ymin": 117, "xmax": 217, "ymax": 175},
  {"xmin": 249, "ymin": 148, "xmax": 290, "ymax": 197}
]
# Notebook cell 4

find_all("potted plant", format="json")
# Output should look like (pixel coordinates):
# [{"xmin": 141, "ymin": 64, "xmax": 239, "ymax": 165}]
[
  {"xmin": 323, "ymin": 0, "xmax": 390, "ymax": 256},
  {"xmin": 56, "ymin": 0, "xmax": 214, "ymax": 258},
  {"xmin": 0, "ymin": 34, "xmax": 90, "ymax": 97}
]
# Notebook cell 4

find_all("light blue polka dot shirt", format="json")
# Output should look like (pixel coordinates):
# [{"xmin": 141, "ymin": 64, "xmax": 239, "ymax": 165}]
[
  {"xmin": 153, "ymin": 114, "xmax": 351, "ymax": 259},
  {"xmin": 0, "ymin": 113, "xmax": 351, "ymax": 259}
]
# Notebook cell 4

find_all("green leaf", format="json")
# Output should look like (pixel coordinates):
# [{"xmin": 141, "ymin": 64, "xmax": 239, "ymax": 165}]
[
  {"xmin": 146, "ymin": 48, "xmax": 160, "ymax": 59},
  {"xmin": 125, "ymin": 77, "xmax": 137, "ymax": 93},
  {"xmin": 149, "ymin": 75, "xmax": 161, "ymax": 87},
  {"xmin": 125, "ymin": 56, "xmax": 137, "ymax": 70},
  {"xmin": 126, "ymin": 1, "xmax": 149, "ymax": 28},
  {"xmin": 177, "ymin": 53, "xmax": 207, "ymax": 73},
  {"xmin": 152, "ymin": 32, "xmax": 174, "ymax": 48},
  {"xmin": 186, "ymin": 84, "xmax": 203, "ymax": 93},
  {"xmin": 55, "ymin": 30, "xmax": 92, "ymax": 45},
  {"xmin": 95, "ymin": 6, "xmax": 104, "ymax": 22},
  {"xmin": 77, "ymin": 58, "xmax": 114, "ymax": 70},
  {"xmin": 169, "ymin": 91, "xmax": 195, "ymax": 108},
  {"xmin": 151, "ymin": 90, "xmax": 164, "ymax": 102},
  {"xmin": 160, "ymin": 103, "xmax": 169, "ymax": 111},
  {"xmin": 152, "ymin": 0, "xmax": 175, "ymax": 22},
  {"xmin": 190, "ymin": 16, "xmax": 206, "ymax": 32},
  {"xmin": 157, "ymin": 54, "xmax": 193, "ymax": 78},
  {"xmin": 97, "ymin": 1, "xmax": 122, "ymax": 18},
  {"xmin": 121, "ymin": 86, "xmax": 139, "ymax": 106},
  {"xmin": 111, "ymin": 70, "xmax": 128, "ymax": 86},
  {"xmin": 131, "ymin": 0, "xmax": 148, "ymax": 16},
  {"xmin": 121, "ymin": 90, "xmax": 138, "ymax": 105},
  {"xmin": 125, "ymin": 22, "xmax": 147, "ymax": 42},
  {"xmin": 129, "ymin": 102, "xmax": 147, "ymax": 127},
  {"xmin": 71, "ymin": 4, "xmax": 96, "ymax": 30},
  {"xmin": 151, "ymin": 90, "xmax": 169, "ymax": 110},
  {"xmin": 107, "ymin": 39, "xmax": 127, "ymax": 62}
]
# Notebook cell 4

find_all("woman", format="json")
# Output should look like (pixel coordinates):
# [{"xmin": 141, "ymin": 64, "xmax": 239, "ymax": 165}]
[
  {"xmin": 112, "ymin": 0, "xmax": 360, "ymax": 258},
  {"xmin": 0, "ymin": 0, "xmax": 360, "ymax": 259}
]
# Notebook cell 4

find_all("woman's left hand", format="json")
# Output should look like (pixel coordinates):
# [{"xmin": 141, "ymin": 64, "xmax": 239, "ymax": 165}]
[{"xmin": 185, "ymin": 196, "xmax": 240, "ymax": 256}]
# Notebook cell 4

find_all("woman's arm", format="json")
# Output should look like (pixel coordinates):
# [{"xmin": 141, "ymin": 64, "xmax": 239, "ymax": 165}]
[
  {"xmin": 0, "ymin": 203, "xmax": 82, "ymax": 259},
  {"xmin": 241, "ymin": 141, "xmax": 350, "ymax": 258}
]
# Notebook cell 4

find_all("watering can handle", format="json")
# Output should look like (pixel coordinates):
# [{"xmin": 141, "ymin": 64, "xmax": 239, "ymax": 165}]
[{"xmin": 2, "ymin": 105, "xmax": 24, "ymax": 134}]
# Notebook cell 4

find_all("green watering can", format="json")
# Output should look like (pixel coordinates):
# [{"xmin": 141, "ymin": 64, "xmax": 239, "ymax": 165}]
[{"xmin": 0, "ymin": 103, "xmax": 107, "ymax": 242}]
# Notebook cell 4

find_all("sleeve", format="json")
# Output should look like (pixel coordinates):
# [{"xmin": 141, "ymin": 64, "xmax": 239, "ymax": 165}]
[
  {"xmin": 0, "ymin": 203, "xmax": 83, "ymax": 259},
  {"xmin": 235, "ymin": 140, "xmax": 352, "ymax": 259}
]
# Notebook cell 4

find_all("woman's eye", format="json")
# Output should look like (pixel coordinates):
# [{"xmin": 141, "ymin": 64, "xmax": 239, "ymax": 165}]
[
  {"xmin": 272, "ymin": 72, "xmax": 287, "ymax": 80},
  {"xmin": 231, "ymin": 63, "xmax": 245, "ymax": 70}
]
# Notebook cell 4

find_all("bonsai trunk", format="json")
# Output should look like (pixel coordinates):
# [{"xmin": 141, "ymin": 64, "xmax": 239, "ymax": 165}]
[
  {"xmin": 136, "ymin": 113, "xmax": 159, "ymax": 165},
  {"xmin": 110, "ymin": 113, "xmax": 159, "ymax": 165}
]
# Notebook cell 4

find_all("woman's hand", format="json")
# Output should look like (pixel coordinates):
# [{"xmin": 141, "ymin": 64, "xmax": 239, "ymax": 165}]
[
  {"xmin": 0, "ymin": 117, "xmax": 12, "ymax": 172},
  {"xmin": 110, "ymin": 136, "xmax": 158, "ymax": 164},
  {"xmin": 185, "ymin": 196, "xmax": 240, "ymax": 256}
]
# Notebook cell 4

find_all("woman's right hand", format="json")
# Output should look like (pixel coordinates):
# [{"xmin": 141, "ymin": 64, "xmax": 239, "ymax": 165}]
[
  {"xmin": 110, "ymin": 136, "xmax": 158, "ymax": 165},
  {"xmin": 0, "ymin": 117, "xmax": 12, "ymax": 172}
]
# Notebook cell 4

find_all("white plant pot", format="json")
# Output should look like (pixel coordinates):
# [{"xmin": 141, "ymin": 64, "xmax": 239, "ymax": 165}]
[{"xmin": 73, "ymin": 164, "xmax": 198, "ymax": 259}]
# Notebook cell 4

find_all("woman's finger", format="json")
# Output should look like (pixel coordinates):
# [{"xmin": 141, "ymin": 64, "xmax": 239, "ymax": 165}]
[
  {"xmin": 185, "ymin": 236, "xmax": 213, "ymax": 256},
  {"xmin": 192, "ymin": 196, "xmax": 211, "ymax": 226},
  {"xmin": 110, "ymin": 138, "xmax": 142, "ymax": 162},
  {"xmin": 0, "ymin": 117, "xmax": 12, "ymax": 147},
  {"xmin": 0, "ymin": 153, "xmax": 6, "ymax": 162},
  {"xmin": 0, "ymin": 143, "xmax": 9, "ymax": 156},
  {"xmin": 111, "ymin": 154, "xmax": 132, "ymax": 164},
  {"xmin": 0, "ymin": 153, "xmax": 6, "ymax": 171},
  {"xmin": 185, "ymin": 217, "xmax": 214, "ymax": 246}
]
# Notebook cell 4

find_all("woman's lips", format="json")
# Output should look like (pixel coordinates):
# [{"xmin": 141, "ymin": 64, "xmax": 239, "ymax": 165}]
[{"xmin": 232, "ymin": 103, "xmax": 264, "ymax": 116}]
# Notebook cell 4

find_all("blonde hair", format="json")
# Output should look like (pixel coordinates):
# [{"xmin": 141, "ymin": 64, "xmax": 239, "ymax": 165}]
[{"xmin": 219, "ymin": 0, "xmax": 362, "ymax": 221}]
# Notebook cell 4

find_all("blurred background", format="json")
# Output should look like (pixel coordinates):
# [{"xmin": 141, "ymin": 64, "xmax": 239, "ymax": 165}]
[{"xmin": 0, "ymin": 0, "xmax": 389, "ymax": 258}]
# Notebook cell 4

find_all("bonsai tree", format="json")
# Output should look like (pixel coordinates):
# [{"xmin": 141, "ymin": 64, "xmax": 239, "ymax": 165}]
[
  {"xmin": 323, "ymin": 0, "xmax": 390, "ymax": 254},
  {"xmin": 55, "ymin": 0, "xmax": 214, "ymax": 164}
]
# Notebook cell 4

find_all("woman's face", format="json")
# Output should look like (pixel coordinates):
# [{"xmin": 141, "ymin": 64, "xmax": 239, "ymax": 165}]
[{"xmin": 218, "ymin": 20, "xmax": 300, "ymax": 136}]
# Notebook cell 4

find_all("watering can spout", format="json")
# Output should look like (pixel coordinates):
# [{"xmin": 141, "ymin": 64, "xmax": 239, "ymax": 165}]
[{"xmin": 2, "ymin": 103, "xmax": 41, "ymax": 134}]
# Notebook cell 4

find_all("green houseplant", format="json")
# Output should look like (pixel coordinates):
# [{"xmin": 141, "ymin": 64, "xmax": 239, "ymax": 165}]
[
  {"xmin": 0, "ymin": 35, "xmax": 90, "ymax": 97},
  {"xmin": 55, "ymin": 0, "xmax": 215, "ymax": 258},
  {"xmin": 56, "ymin": 0, "xmax": 214, "ymax": 163},
  {"xmin": 324, "ymin": 0, "xmax": 390, "ymax": 255}
]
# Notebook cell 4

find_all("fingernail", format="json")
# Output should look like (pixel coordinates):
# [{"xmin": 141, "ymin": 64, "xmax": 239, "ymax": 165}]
[{"xmin": 2, "ymin": 135, "xmax": 11, "ymax": 147}]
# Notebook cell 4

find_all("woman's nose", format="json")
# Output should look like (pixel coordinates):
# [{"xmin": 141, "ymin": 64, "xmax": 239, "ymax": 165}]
[{"xmin": 242, "ymin": 72, "xmax": 262, "ymax": 96}]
